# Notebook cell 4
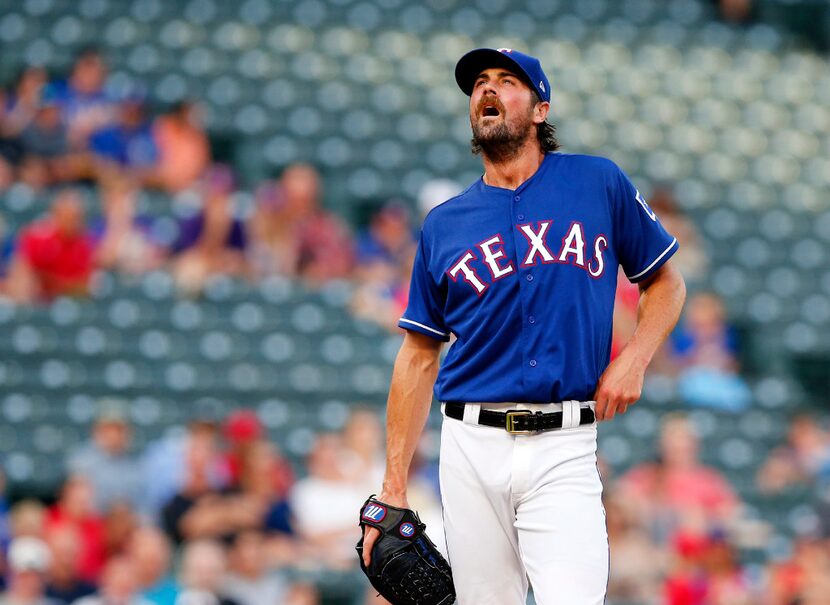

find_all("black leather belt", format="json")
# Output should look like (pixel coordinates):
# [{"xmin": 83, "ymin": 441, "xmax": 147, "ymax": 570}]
[{"xmin": 444, "ymin": 401, "xmax": 595, "ymax": 434}]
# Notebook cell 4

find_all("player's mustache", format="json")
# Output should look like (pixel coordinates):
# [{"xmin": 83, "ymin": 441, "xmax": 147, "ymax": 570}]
[{"xmin": 476, "ymin": 97, "xmax": 505, "ymax": 117}]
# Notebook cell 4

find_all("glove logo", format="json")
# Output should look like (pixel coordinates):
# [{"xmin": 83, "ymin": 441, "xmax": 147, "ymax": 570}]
[
  {"xmin": 399, "ymin": 522, "xmax": 415, "ymax": 538},
  {"xmin": 362, "ymin": 503, "xmax": 387, "ymax": 523}
]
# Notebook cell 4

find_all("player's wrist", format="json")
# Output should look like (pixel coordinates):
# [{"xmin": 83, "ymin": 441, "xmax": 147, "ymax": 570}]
[
  {"xmin": 618, "ymin": 343, "xmax": 651, "ymax": 372},
  {"xmin": 379, "ymin": 484, "xmax": 409, "ymax": 505}
]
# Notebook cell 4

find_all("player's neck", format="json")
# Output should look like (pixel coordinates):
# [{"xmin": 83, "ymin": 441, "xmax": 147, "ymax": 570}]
[{"xmin": 481, "ymin": 144, "xmax": 546, "ymax": 191}]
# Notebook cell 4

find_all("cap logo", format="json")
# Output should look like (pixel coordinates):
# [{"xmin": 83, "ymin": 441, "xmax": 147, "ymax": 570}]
[
  {"xmin": 540, "ymin": 81, "xmax": 545, "ymax": 92},
  {"xmin": 498, "ymin": 48, "xmax": 513, "ymax": 53}
]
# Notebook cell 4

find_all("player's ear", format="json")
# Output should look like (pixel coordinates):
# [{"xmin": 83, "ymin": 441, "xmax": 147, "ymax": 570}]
[{"xmin": 532, "ymin": 101, "xmax": 550, "ymax": 125}]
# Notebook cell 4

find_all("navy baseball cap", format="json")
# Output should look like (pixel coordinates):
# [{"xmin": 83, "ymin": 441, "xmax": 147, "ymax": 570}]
[{"xmin": 455, "ymin": 48, "xmax": 551, "ymax": 103}]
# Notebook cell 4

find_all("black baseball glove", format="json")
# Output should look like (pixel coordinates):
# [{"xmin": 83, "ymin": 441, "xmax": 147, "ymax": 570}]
[{"xmin": 356, "ymin": 496, "xmax": 456, "ymax": 605}]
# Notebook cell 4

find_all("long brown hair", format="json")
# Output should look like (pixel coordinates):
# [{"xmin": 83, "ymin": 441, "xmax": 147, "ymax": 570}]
[{"xmin": 531, "ymin": 90, "xmax": 560, "ymax": 153}]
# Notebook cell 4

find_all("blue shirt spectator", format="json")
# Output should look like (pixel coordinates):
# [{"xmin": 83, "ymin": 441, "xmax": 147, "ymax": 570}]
[{"xmin": 89, "ymin": 99, "xmax": 157, "ymax": 169}]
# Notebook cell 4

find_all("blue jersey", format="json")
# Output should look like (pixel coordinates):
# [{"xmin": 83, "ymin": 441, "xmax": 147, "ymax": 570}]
[{"xmin": 399, "ymin": 153, "xmax": 678, "ymax": 403}]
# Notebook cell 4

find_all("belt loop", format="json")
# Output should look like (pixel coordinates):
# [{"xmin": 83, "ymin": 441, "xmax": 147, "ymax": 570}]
[
  {"xmin": 462, "ymin": 403, "xmax": 481, "ymax": 425},
  {"xmin": 561, "ymin": 401, "xmax": 580, "ymax": 429}
]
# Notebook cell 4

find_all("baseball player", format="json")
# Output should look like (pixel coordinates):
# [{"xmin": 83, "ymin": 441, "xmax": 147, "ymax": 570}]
[{"xmin": 361, "ymin": 48, "xmax": 686, "ymax": 604}]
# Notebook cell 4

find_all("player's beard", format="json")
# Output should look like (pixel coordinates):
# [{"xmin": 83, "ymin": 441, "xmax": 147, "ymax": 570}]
[{"xmin": 470, "ymin": 105, "xmax": 535, "ymax": 163}]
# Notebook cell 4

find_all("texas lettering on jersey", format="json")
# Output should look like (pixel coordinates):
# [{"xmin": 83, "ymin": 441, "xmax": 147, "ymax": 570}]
[{"xmin": 447, "ymin": 220, "xmax": 608, "ymax": 294}]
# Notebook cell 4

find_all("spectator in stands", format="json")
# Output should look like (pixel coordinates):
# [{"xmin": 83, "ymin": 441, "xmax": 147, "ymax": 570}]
[
  {"xmin": 757, "ymin": 414, "xmax": 830, "ymax": 494},
  {"xmin": 102, "ymin": 502, "xmax": 137, "ymax": 562},
  {"xmin": 161, "ymin": 423, "xmax": 260, "ymax": 545},
  {"xmin": 141, "ymin": 417, "xmax": 228, "ymax": 523},
  {"xmin": 766, "ymin": 537, "xmax": 830, "ymax": 605},
  {"xmin": 235, "ymin": 440, "xmax": 294, "ymax": 537},
  {"xmin": 700, "ymin": 530, "xmax": 753, "ymax": 604},
  {"xmin": 220, "ymin": 411, "xmax": 264, "ymax": 489},
  {"xmin": 50, "ymin": 47, "xmax": 114, "ymax": 150},
  {"xmin": 248, "ymin": 163, "xmax": 353, "ymax": 283},
  {"xmin": 160, "ymin": 425, "xmax": 224, "ymax": 545},
  {"xmin": 649, "ymin": 187, "xmax": 709, "ymax": 287},
  {"xmin": 89, "ymin": 94, "xmax": 158, "ymax": 184},
  {"xmin": 18, "ymin": 87, "xmax": 73, "ymax": 185},
  {"xmin": 44, "ymin": 476, "xmax": 106, "ymax": 584},
  {"xmin": 351, "ymin": 202, "xmax": 416, "ymax": 331},
  {"xmin": 355, "ymin": 200, "xmax": 415, "ymax": 269},
  {"xmin": 0, "ymin": 67, "xmax": 48, "ymax": 184},
  {"xmin": 341, "ymin": 408, "xmax": 385, "ymax": 489},
  {"xmin": 618, "ymin": 415, "xmax": 740, "ymax": 540},
  {"xmin": 152, "ymin": 100, "xmax": 210, "ymax": 193},
  {"xmin": 93, "ymin": 177, "xmax": 165, "ymax": 274},
  {"xmin": 175, "ymin": 540, "xmax": 240, "ymax": 605},
  {"xmin": 663, "ymin": 531, "xmax": 710, "ymax": 605},
  {"xmin": 671, "ymin": 292, "xmax": 752, "ymax": 411},
  {"xmin": 43, "ymin": 526, "xmax": 96, "ymax": 604},
  {"xmin": 8, "ymin": 501, "xmax": 46, "ymax": 541},
  {"xmin": 126, "ymin": 527, "xmax": 179, "ymax": 605},
  {"xmin": 4, "ymin": 189, "xmax": 94, "ymax": 303},
  {"xmin": 1, "ymin": 67, "xmax": 47, "ymax": 139},
  {"xmin": 72, "ymin": 556, "xmax": 151, "ymax": 605},
  {"xmin": 67, "ymin": 400, "xmax": 143, "ymax": 514},
  {"xmin": 604, "ymin": 490, "xmax": 667, "ymax": 604},
  {"xmin": 290, "ymin": 433, "xmax": 366, "ymax": 569},
  {"xmin": 221, "ymin": 530, "xmax": 287, "ymax": 605},
  {"xmin": 0, "ymin": 537, "xmax": 59, "ymax": 605},
  {"xmin": 0, "ymin": 469, "xmax": 9, "ymax": 551},
  {"xmin": 172, "ymin": 165, "xmax": 248, "ymax": 295},
  {"xmin": 0, "ymin": 85, "xmax": 18, "ymax": 189}
]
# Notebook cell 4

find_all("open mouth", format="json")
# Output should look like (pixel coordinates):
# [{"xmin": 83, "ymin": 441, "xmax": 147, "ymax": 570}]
[{"xmin": 481, "ymin": 105, "xmax": 501, "ymax": 117}]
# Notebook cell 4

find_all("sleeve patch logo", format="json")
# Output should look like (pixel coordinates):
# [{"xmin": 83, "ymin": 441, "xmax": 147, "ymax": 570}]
[
  {"xmin": 362, "ymin": 503, "xmax": 387, "ymax": 523},
  {"xmin": 399, "ymin": 522, "xmax": 416, "ymax": 538},
  {"xmin": 635, "ymin": 190, "xmax": 657, "ymax": 221}
]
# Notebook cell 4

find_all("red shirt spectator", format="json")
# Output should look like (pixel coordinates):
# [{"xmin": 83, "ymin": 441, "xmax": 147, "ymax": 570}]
[
  {"xmin": 44, "ymin": 476, "xmax": 107, "ymax": 584},
  {"xmin": 222, "ymin": 411, "xmax": 294, "ymax": 498},
  {"xmin": 618, "ymin": 415, "xmax": 739, "ymax": 531},
  {"xmin": 8, "ymin": 189, "xmax": 94, "ymax": 301}
]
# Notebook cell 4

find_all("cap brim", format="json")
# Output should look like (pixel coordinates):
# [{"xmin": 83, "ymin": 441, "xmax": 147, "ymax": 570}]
[{"xmin": 455, "ymin": 48, "xmax": 532, "ymax": 97}]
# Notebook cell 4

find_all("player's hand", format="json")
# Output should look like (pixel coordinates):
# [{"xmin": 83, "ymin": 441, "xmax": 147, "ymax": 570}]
[
  {"xmin": 360, "ymin": 492, "xmax": 409, "ymax": 567},
  {"xmin": 592, "ymin": 350, "xmax": 646, "ymax": 421}
]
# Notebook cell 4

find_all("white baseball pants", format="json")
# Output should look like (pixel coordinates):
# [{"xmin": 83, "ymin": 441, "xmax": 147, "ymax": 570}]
[{"xmin": 439, "ymin": 402, "xmax": 608, "ymax": 605}]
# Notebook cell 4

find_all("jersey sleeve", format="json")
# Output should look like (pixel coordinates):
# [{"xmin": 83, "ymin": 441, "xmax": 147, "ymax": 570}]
[
  {"xmin": 398, "ymin": 231, "xmax": 451, "ymax": 342},
  {"xmin": 612, "ymin": 167, "xmax": 679, "ymax": 283}
]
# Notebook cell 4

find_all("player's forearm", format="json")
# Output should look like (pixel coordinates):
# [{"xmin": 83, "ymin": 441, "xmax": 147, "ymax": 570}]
[
  {"xmin": 625, "ymin": 261, "xmax": 686, "ymax": 369},
  {"xmin": 381, "ymin": 332, "xmax": 443, "ymax": 498}
]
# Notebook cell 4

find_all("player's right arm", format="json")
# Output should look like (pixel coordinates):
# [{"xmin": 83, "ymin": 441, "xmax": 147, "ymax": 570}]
[{"xmin": 361, "ymin": 330, "xmax": 443, "ymax": 566}]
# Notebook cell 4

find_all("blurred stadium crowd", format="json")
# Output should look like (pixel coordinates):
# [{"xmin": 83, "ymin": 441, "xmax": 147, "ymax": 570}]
[{"xmin": 0, "ymin": 0, "xmax": 829, "ymax": 604}]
